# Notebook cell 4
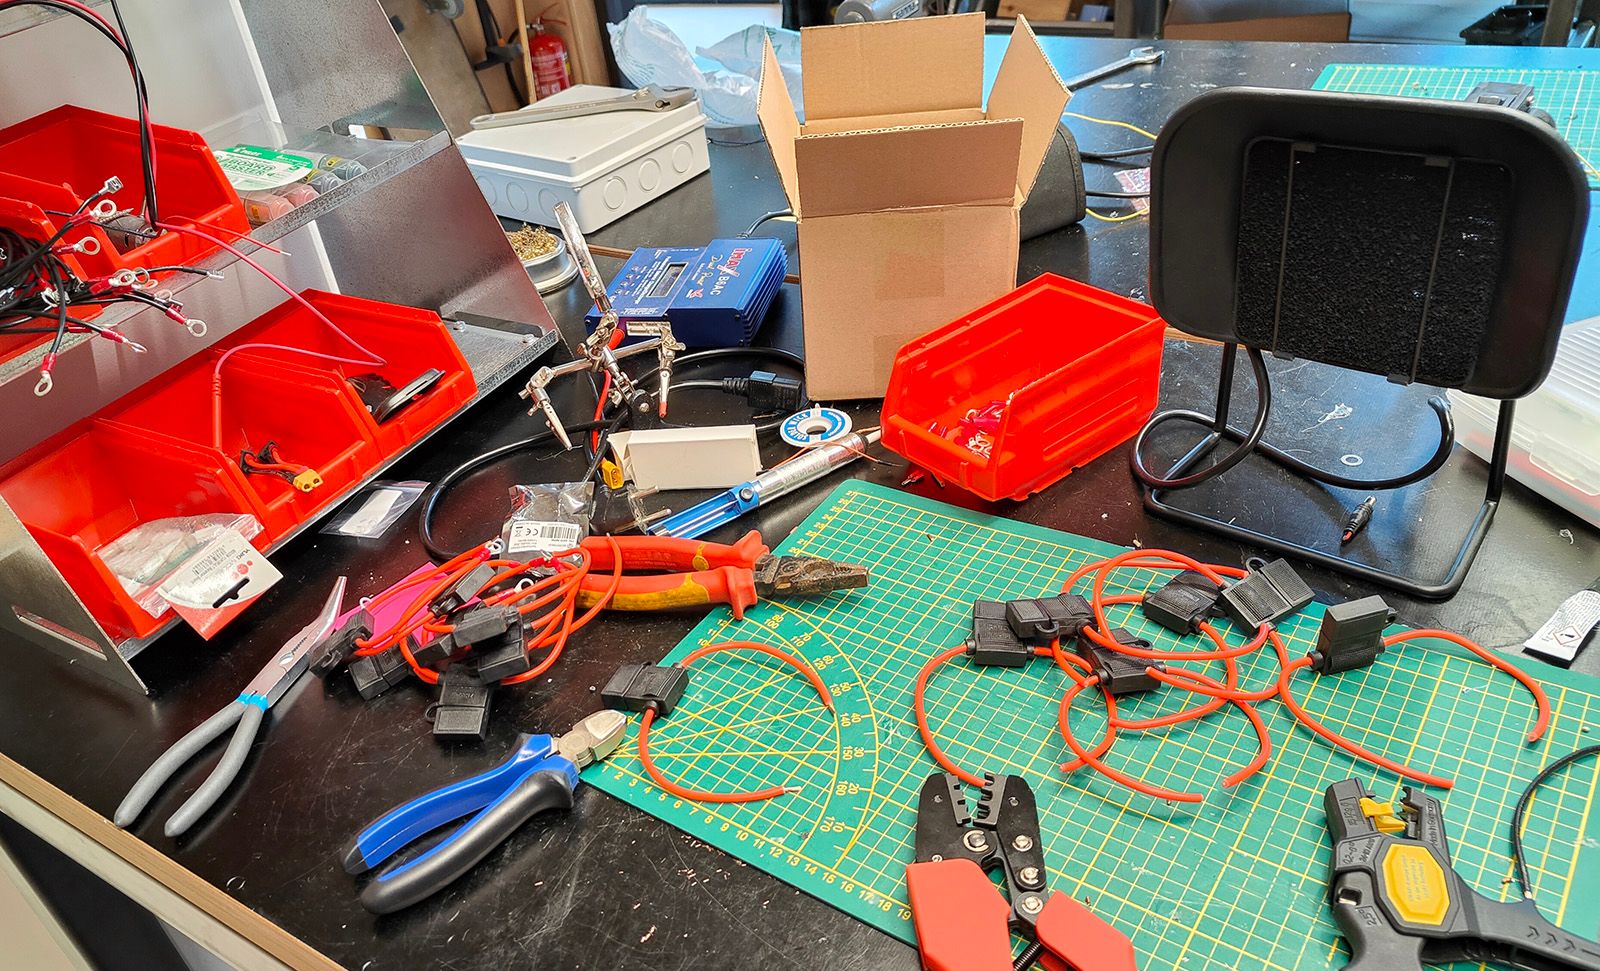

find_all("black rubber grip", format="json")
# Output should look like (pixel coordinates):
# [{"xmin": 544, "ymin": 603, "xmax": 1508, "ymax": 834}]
[{"xmin": 359, "ymin": 769, "xmax": 573, "ymax": 915}]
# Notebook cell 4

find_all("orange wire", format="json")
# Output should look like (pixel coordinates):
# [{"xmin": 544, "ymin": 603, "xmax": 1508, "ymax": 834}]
[
  {"xmin": 1057, "ymin": 674, "xmax": 1203, "ymax": 803},
  {"xmin": 637, "ymin": 641, "xmax": 833, "ymax": 803},
  {"xmin": 1273, "ymin": 634, "xmax": 1454, "ymax": 789},
  {"xmin": 1384, "ymin": 628, "xmax": 1549, "ymax": 742}
]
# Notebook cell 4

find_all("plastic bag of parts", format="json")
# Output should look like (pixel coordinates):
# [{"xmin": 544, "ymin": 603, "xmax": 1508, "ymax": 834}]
[
  {"xmin": 696, "ymin": 24, "xmax": 804, "ymax": 115},
  {"xmin": 95, "ymin": 513, "xmax": 265, "ymax": 618},
  {"xmin": 501, "ymin": 482, "xmax": 594, "ymax": 560},
  {"xmin": 608, "ymin": 7, "xmax": 802, "ymax": 128},
  {"xmin": 322, "ymin": 481, "xmax": 428, "ymax": 539}
]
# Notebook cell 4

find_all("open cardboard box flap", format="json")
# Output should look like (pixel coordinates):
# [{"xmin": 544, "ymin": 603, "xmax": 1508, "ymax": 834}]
[{"xmin": 757, "ymin": 13, "xmax": 1069, "ymax": 216}]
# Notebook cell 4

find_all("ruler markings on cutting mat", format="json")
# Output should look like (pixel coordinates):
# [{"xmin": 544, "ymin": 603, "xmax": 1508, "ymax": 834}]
[
  {"xmin": 1314, "ymin": 62, "xmax": 1600, "ymax": 185},
  {"xmin": 586, "ymin": 481, "xmax": 1600, "ymax": 969}
]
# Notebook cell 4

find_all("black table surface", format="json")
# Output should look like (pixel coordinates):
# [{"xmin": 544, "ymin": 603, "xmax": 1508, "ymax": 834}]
[{"xmin": 4, "ymin": 37, "xmax": 1599, "ymax": 971}]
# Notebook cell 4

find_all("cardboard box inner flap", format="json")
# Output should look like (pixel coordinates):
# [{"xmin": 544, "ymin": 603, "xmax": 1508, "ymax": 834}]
[
  {"xmin": 755, "ymin": 13, "xmax": 1070, "ymax": 398},
  {"xmin": 758, "ymin": 13, "xmax": 1069, "ymax": 217}
]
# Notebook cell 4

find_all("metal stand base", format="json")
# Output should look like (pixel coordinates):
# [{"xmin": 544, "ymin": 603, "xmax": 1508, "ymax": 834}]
[{"xmin": 1140, "ymin": 344, "xmax": 1515, "ymax": 601}]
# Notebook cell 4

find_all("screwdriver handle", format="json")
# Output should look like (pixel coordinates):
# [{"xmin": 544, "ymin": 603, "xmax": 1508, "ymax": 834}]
[{"xmin": 581, "ymin": 531, "xmax": 769, "ymax": 572}]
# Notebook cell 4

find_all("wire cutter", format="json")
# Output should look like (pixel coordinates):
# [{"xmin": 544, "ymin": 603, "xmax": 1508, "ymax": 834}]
[
  {"xmin": 575, "ymin": 530, "xmax": 869, "ymax": 619},
  {"xmin": 907, "ymin": 772, "xmax": 1138, "ymax": 971},
  {"xmin": 114, "ymin": 578, "xmax": 346, "ymax": 838},
  {"xmin": 340, "ymin": 709, "xmax": 626, "ymax": 914},
  {"xmin": 1325, "ymin": 778, "xmax": 1600, "ymax": 970}
]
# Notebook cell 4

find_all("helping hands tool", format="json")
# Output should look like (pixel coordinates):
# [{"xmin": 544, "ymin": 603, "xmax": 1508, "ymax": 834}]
[
  {"xmin": 520, "ymin": 202, "xmax": 684, "ymax": 449},
  {"xmin": 468, "ymin": 84, "xmax": 696, "ymax": 131},
  {"xmin": 1324, "ymin": 778, "xmax": 1600, "ymax": 971},
  {"xmin": 576, "ymin": 530, "xmax": 869, "ymax": 618},
  {"xmin": 340, "ymin": 710, "xmax": 626, "ymax": 914},
  {"xmin": 650, "ymin": 429, "xmax": 882, "ymax": 539},
  {"xmin": 907, "ymin": 772, "xmax": 1137, "ymax": 971},
  {"xmin": 114, "ymin": 579, "xmax": 346, "ymax": 837}
]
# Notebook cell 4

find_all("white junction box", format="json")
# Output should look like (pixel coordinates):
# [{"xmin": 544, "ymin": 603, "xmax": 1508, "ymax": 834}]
[{"xmin": 459, "ymin": 84, "xmax": 710, "ymax": 232}]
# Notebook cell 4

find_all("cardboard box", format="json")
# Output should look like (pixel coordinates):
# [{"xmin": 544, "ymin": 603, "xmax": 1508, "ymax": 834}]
[
  {"xmin": 1164, "ymin": 0, "xmax": 1351, "ymax": 40},
  {"xmin": 757, "ymin": 14, "xmax": 1069, "ymax": 400}
]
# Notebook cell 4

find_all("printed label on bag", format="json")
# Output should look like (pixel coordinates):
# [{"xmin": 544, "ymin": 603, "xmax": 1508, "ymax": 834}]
[
  {"xmin": 213, "ymin": 144, "xmax": 315, "ymax": 190},
  {"xmin": 156, "ymin": 529, "xmax": 282, "ymax": 639},
  {"xmin": 505, "ymin": 520, "xmax": 582, "ymax": 556}
]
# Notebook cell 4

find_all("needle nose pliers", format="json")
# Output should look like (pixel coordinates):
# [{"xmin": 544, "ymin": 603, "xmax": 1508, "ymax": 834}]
[
  {"xmin": 576, "ymin": 530, "xmax": 869, "ymax": 618},
  {"xmin": 341, "ymin": 709, "xmax": 627, "ymax": 914},
  {"xmin": 114, "ymin": 578, "xmax": 346, "ymax": 837}
]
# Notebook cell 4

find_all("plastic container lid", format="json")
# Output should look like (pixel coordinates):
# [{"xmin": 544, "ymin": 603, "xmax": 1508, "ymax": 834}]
[
  {"xmin": 458, "ymin": 84, "xmax": 707, "ymax": 182},
  {"xmin": 1449, "ymin": 315, "xmax": 1600, "ymax": 525}
]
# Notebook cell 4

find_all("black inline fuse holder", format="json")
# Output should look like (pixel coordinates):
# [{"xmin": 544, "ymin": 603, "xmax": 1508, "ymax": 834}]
[
  {"xmin": 430, "ymin": 563, "xmax": 497, "ymax": 617},
  {"xmin": 1005, "ymin": 594, "xmax": 1093, "ymax": 644},
  {"xmin": 602, "ymin": 663, "xmax": 691, "ymax": 716},
  {"xmin": 1310, "ymin": 596, "xmax": 1397, "ymax": 675},
  {"xmin": 1077, "ymin": 628, "xmax": 1165, "ymax": 696},
  {"xmin": 432, "ymin": 668, "xmax": 495, "ymax": 741},
  {"xmin": 310, "ymin": 609, "xmax": 373, "ymax": 677},
  {"xmin": 1221, "ymin": 559, "xmax": 1314, "ymax": 630},
  {"xmin": 410, "ymin": 631, "xmax": 464, "ymax": 669},
  {"xmin": 450, "ymin": 605, "xmax": 519, "ymax": 648},
  {"xmin": 968, "ymin": 601, "xmax": 1033, "ymax": 667},
  {"xmin": 471, "ymin": 617, "xmax": 533, "ymax": 682},
  {"xmin": 1142, "ymin": 578, "xmax": 1222, "ymax": 635},
  {"xmin": 350, "ymin": 645, "xmax": 412, "ymax": 701}
]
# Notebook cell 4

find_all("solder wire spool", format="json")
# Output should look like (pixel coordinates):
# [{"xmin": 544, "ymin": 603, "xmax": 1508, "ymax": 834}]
[{"xmin": 780, "ymin": 406, "xmax": 852, "ymax": 447}]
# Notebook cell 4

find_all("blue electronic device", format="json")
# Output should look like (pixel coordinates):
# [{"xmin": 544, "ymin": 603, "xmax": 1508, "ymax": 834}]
[{"xmin": 584, "ymin": 237, "xmax": 786, "ymax": 348}]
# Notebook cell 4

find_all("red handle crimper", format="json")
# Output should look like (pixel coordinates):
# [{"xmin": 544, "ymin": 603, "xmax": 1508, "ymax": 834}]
[{"xmin": 906, "ymin": 773, "xmax": 1138, "ymax": 971}]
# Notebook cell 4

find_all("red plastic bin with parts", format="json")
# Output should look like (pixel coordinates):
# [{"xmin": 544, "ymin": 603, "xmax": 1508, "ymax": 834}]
[
  {"xmin": 227, "ymin": 291, "xmax": 477, "ymax": 455},
  {"xmin": 0, "ymin": 420, "xmax": 266, "ymax": 641},
  {"xmin": 0, "ymin": 292, "xmax": 476, "ymax": 642},
  {"xmin": 0, "ymin": 105, "xmax": 247, "ymax": 273},
  {"xmin": 880, "ymin": 273, "xmax": 1166, "ymax": 501}
]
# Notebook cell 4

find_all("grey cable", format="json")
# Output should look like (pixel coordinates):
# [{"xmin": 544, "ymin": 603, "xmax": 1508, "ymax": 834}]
[
  {"xmin": 164, "ymin": 702, "xmax": 262, "ymax": 837},
  {"xmin": 114, "ymin": 703, "xmax": 243, "ymax": 828}
]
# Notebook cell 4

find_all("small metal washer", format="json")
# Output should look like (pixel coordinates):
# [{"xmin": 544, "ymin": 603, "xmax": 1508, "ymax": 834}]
[{"xmin": 1340, "ymin": 453, "xmax": 1364, "ymax": 467}]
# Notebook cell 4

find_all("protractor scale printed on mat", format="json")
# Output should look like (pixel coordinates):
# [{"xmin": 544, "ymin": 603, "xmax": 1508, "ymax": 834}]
[{"xmin": 585, "ymin": 482, "xmax": 1600, "ymax": 970}]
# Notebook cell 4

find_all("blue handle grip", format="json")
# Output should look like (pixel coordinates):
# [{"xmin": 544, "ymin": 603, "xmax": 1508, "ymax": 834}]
[{"xmin": 341, "ymin": 734, "xmax": 563, "ymax": 875}]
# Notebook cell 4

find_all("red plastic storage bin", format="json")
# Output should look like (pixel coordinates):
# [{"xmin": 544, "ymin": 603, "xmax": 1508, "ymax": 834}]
[
  {"xmin": 0, "ymin": 289, "xmax": 477, "ymax": 641},
  {"xmin": 881, "ymin": 273, "xmax": 1166, "ymax": 501},
  {"xmin": 228, "ymin": 291, "xmax": 477, "ymax": 454},
  {"xmin": 0, "ymin": 105, "xmax": 247, "ymax": 273},
  {"xmin": 0, "ymin": 420, "xmax": 264, "ymax": 640},
  {"xmin": 108, "ymin": 354, "xmax": 381, "ymax": 541}
]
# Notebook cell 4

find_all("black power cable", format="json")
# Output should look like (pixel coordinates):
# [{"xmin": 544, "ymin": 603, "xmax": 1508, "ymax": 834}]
[
  {"xmin": 418, "ymin": 418, "xmax": 616, "ymax": 563},
  {"xmin": 1131, "ymin": 346, "xmax": 1456, "ymax": 492},
  {"xmin": 1510, "ymin": 745, "xmax": 1600, "ymax": 909}
]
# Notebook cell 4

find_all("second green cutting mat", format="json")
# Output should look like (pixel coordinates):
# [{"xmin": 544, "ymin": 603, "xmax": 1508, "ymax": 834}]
[{"xmin": 585, "ymin": 481, "xmax": 1600, "ymax": 969}]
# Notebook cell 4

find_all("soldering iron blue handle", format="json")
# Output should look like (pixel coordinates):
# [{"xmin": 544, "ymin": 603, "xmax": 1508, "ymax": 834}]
[
  {"xmin": 339, "ymin": 734, "xmax": 557, "ymax": 875},
  {"xmin": 358, "ymin": 766, "xmax": 577, "ymax": 915}
]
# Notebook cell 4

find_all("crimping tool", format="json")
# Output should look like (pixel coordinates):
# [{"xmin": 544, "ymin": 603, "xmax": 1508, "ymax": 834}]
[
  {"xmin": 907, "ymin": 772, "xmax": 1137, "ymax": 971},
  {"xmin": 341, "ymin": 710, "xmax": 625, "ymax": 914},
  {"xmin": 1324, "ymin": 778, "xmax": 1600, "ymax": 970}
]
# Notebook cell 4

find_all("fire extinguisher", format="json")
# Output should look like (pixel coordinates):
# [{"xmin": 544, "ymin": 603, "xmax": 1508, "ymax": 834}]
[{"xmin": 529, "ymin": 24, "xmax": 571, "ymax": 100}]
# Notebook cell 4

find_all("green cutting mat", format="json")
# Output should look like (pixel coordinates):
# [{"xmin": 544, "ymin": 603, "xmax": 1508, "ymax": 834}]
[
  {"xmin": 1313, "ymin": 63, "xmax": 1600, "ymax": 187},
  {"xmin": 586, "ymin": 482, "xmax": 1600, "ymax": 969}
]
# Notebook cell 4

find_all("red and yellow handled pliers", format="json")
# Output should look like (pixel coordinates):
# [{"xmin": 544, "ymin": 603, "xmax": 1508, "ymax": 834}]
[{"xmin": 576, "ymin": 530, "xmax": 868, "ymax": 619}]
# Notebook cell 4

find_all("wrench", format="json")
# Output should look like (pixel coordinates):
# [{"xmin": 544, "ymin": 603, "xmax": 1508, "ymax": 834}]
[{"xmin": 1062, "ymin": 46, "xmax": 1164, "ymax": 92}]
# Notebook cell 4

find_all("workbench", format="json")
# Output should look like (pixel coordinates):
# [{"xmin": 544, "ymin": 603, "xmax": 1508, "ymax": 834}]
[{"xmin": 1, "ymin": 35, "xmax": 1598, "ymax": 971}]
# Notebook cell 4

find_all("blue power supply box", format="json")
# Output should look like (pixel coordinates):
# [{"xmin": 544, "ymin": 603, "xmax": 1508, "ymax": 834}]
[{"xmin": 584, "ymin": 237, "xmax": 786, "ymax": 348}]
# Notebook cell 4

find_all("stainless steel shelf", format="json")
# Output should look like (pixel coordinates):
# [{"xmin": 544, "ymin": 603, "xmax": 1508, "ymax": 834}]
[
  {"xmin": 0, "ymin": 0, "xmax": 111, "ymax": 39},
  {"xmin": 0, "ymin": 129, "xmax": 452, "ymax": 387}
]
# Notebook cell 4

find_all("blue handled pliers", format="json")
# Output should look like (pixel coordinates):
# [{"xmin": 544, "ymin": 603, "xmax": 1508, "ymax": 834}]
[{"xmin": 340, "ymin": 709, "xmax": 626, "ymax": 914}]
